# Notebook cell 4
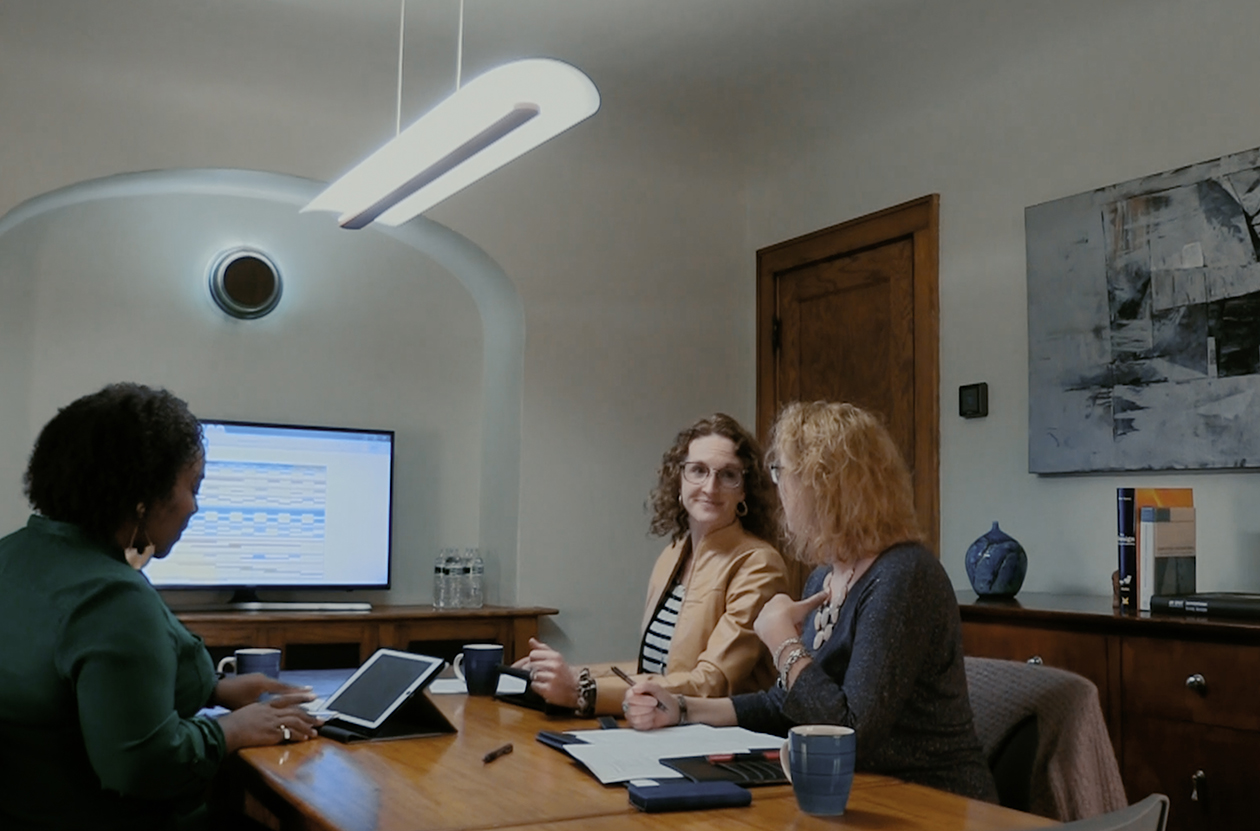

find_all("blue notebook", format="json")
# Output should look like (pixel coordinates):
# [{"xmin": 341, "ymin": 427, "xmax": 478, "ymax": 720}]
[{"xmin": 627, "ymin": 780, "xmax": 752, "ymax": 812}]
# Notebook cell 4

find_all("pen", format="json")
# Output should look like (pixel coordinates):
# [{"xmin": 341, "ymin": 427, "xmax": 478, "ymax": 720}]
[
  {"xmin": 610, "ymin": 666, "xmax": 668, "ymax": 713},
  {"xmin": 482, "ymin": 742, "xmax": 513, "ymax": 764},
  {"xmin": 706, "ymin": 750, "xmax": 781, "ymax": 763}
]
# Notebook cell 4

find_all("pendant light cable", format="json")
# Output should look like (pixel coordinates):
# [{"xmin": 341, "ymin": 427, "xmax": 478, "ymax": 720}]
[
  {"xmin": 396, "ymin": 0, "xmax": 406, "ymax": 136},
  {"xmin": 456, "ymin": 0, "xmax": 465, "ymax": 91}
]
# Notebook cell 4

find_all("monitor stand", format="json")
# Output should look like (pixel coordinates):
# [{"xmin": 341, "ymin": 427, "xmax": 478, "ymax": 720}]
[{"xmin": 224, "ymin": 588, "xmax": 372, "ymax": 613}]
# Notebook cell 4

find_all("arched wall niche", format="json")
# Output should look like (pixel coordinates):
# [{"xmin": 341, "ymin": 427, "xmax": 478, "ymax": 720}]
[{"xmin": 0, "ymin": 169, "xmax": 523, "ymax": 605}]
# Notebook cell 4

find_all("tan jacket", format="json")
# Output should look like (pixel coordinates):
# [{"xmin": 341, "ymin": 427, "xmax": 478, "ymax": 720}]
[{"xmin": 592, "ymin": 522, "xmax": 789, "ymax": 714}]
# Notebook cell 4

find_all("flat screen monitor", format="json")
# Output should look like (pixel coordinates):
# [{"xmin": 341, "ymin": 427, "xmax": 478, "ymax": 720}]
[{"xmin": 147, "ymin": 419, "xmax": 394, "ymax": 602}]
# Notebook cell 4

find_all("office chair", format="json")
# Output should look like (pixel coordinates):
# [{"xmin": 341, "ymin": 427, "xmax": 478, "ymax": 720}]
[
  {"xmin": 1034, "ymin": 793, "xmax": 1169, "ymax": 831},
  {"xmin": 965, "ymin": 657, "xmax": 1127, "ymax": 821}
]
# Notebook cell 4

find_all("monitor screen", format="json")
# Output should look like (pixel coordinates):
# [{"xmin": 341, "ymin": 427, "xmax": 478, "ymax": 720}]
[{"xmin": 147, "ymin": 419, "xmax": 394, "ymax": 591}]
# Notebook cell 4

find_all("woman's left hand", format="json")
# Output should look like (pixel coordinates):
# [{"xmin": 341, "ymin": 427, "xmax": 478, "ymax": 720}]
[
  {"xmin": 212, "ymin": 674, "xmax": 315, "ymax": 711},
  {"xmin": 753, "ymin": 589, "xmax": 828, "ymax": 652}
]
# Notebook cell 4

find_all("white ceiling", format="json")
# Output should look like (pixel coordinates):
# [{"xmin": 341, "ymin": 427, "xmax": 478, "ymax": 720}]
[
  {"xmin": 2, "ymin": 0, "xmax": 890, "ymax": 126},
  {"xmin": 0, "ymin": 0, "xmax": 1151, "ymax": 186}
]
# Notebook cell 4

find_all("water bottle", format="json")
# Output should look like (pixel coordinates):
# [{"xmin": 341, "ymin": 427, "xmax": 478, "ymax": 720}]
[
  {"xmin": 451, "ymin": 552, "xmax": 473, "ymax": 608},
  {"xmin": 466, "ymin": 547, "xmax": 484, "ymax": 608},
  {"xmin": 433, "ymin": 548, "xmax": 455, "ymax": 609}
]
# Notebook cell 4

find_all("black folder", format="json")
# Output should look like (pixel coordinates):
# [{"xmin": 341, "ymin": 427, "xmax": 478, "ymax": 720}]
[
  {"xmin": 659, "ymin": 753, "xmax": 787, "ymax": 786},
  {"xmin": 315, "ymin": 649, "xmax": 456, "ymax": 743},
  {"xmin": 319, "ymin": 691, "xmax": 456, "ymax": 742}
]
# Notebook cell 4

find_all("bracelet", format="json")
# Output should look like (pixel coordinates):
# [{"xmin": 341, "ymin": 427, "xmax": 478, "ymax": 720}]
[
  {"xmin": 676, "ymin": 694, "xmax": 689, "ymax": 726},
  {"xmin": 575, "ymin": 668, "xmax": 597, "ymax": 717},
  {"xmin": 778, "ymin": 647, "xmax": 808, "ymax": 690},
  {"xmin": 772, "ymin": 636, "xmax": 803, "ymax": 670}
]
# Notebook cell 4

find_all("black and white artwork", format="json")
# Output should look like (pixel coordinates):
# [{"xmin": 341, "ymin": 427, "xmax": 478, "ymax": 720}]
[{"xmin": 1027, "ymin": 146, "xmax": 1260, "ymax": 473}]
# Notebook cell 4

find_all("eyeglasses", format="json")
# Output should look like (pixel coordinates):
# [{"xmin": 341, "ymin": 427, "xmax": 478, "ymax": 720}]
[
  {"xmin": 682, "ymin": 461, "xmax": 744, "ymax": 490},
  {"xmin": 768, "ymin": 463, "xmax": 784, "ymax": 485}
]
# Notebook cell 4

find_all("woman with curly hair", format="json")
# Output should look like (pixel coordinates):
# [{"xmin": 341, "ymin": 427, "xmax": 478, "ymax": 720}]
[
  {"xmin": 625, "ymin": 402, "xmax": 997, "ymax": 802},
  {"xmin": 516, "ymin": 413, "xmax": 789, "ymax": 717},
  {"xmin": 0, "ymin": 383, "xmax": 323, "ymax": 830}
]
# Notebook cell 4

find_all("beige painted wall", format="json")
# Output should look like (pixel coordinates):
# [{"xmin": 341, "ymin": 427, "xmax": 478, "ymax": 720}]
[
  {"xmin": 0, "ymin": 195, "xmax": 485, "ymax": 605},
  {"xmin": 4, "ymin": 1, "xmax": 1260, "ymax": 669},
  {"xmin": 745, "ymin": 0, "xmax": 1260, "ymax": 595},
  {"xmin": 0, "ymin": 4, "xmax": 753, "ymax": 662}
]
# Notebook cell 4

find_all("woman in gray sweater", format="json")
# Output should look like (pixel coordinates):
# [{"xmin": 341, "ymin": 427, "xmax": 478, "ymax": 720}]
[{"xmin": 624, "ymin": 401, "xmax": 997, "ymax": 802}]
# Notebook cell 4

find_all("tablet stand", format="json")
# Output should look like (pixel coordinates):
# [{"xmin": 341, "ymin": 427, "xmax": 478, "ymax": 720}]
[{"xmin": 318, "ymin": 691, "xmax": 457, "ymax": 743}]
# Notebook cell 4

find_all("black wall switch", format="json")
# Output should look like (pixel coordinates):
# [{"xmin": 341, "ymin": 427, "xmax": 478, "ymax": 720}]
[{"xmin": 959, "ymin": 382, "xmax": 988, "ymax": 418}]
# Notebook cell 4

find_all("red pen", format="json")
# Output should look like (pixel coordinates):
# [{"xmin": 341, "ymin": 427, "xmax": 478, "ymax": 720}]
[{"xmin": 706, "ymin": 750, "xmax": 780, "ymax": 763}]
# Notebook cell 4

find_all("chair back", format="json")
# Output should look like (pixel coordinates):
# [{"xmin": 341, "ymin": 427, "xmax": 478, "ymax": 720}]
[
  {"xmin": 1047, "ymin": 793, "xmax": 1169, "ymax": 831},
  {"xmin": 965, "ymin": 657, "xmax": 1126, "ymax": 821}
]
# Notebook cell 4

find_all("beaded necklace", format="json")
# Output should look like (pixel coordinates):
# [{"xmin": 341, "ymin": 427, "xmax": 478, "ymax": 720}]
[{"xmin": 812, "ymin": 562, "xmax": 861, "ymax": 650}]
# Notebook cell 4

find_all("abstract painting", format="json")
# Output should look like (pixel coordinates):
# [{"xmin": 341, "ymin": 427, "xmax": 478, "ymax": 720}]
[{"xmin": 1027, "ymin": 146, "xmax": 1260, "ymax": 472}]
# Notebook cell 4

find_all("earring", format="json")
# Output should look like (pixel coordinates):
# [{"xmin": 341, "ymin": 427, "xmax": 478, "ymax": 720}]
[
  {"xmin": 125, "ymin": 504, "xmax": 156, "ymax": 569},
  {"xmin": 736, "ymin": 500, "xmax": 748, "ymax": 517}
]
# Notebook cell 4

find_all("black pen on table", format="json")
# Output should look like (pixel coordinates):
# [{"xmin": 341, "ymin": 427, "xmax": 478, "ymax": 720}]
[
  {"xmin": 610, "ymin": 666, "xmax": 668, "ymax": 713},
  {"xmin": 483, "ymin": 742, "xmax": 513, "ymax": 764}
]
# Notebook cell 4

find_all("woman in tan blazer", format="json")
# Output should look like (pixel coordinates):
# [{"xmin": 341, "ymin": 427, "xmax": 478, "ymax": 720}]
[{"xmin": 517, "ymin": 413, "xmax": 790, "ymax": 717}]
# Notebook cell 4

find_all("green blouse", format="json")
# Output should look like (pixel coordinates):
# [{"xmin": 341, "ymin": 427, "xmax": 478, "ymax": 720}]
[{"xmin": 0, "ymin": 515, "xmax": 226, "ymax": 830}]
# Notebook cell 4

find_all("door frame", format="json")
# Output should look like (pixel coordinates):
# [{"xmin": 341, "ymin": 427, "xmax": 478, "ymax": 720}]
[{"xmin": 755, "ymin": 195, "xmax": 940, "ymax": 553}]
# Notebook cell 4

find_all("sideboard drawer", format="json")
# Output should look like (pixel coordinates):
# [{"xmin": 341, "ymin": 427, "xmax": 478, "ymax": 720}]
[
  {"xmin": 1123, "ymin": 714, "xmax": 1260, "ymax": 831},
  {"xmin": 1121, "ymin": 637, "xmax": 1260, "ymax": 730},
  {"xmin": 961, "ymin": 621, "xmax": 1111, "ymax": 695}
]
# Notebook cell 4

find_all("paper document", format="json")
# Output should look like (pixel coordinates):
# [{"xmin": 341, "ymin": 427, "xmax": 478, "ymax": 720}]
[
  {"xmin": 428, "ymin": 675, "xmax": 528, "ymax": 695},
  {"xmin": 562, "ymin": 723, "xmax": 781, "ymax": 784}
]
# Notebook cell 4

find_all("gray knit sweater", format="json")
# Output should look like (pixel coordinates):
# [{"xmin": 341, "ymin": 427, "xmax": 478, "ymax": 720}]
[{"xmin": 732, "ymin": 543, "xmax": 998, "ymax": 802}]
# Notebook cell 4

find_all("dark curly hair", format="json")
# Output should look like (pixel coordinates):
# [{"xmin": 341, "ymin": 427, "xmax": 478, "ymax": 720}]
[
  {"xmin": 648, "ymin": 413, "xmax": 779, "ymax": 545},
  {"xmin": 23, "ymin": 383, "xmax": 204, "ymax": 545}
]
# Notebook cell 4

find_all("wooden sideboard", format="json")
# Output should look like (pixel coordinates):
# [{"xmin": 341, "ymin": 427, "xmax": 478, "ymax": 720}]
[
  {"xmin": 176, "ymin": 604, "xmax": 558, "ymax": 668},
  {"xmin": 958, "ymin": 591, "xmax": 1260, "ymax": 831}
]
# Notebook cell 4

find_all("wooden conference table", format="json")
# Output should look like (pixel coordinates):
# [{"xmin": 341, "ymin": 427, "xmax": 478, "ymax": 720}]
[{"xmin": 224, "ymin": 691, "xmax": 1056, "ymax": 831}]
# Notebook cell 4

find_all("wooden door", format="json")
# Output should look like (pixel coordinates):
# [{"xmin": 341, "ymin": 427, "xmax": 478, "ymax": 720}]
[{"xmin": 756, "ymin": 195, "xmax": 940, "ymax": 554}]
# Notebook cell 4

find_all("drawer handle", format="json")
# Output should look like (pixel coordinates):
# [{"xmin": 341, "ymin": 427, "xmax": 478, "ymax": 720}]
[
  {"xmin": 1185, "ymin": 673, "xmax": 1207, "ymax": 694},
  {"xmin": 1191, "ymin": 769, "xmax": 1206, "ymax": 802},
  {"xmin": 1026, "ymin": 655, "xmax": 1043, "ymax": 665}
]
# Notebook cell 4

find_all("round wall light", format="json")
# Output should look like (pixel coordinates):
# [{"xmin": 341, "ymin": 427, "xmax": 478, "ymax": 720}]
[{"xmin": 208, "ymin": 247, "xmax": 283, "ymax": 319}]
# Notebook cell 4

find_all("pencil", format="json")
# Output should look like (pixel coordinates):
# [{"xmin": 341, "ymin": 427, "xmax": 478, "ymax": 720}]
[
  {"xmin": 482, "ymin": 742, "xmax": 513, "ymax": 764},
  {"xmin": 611, "ymin": 666, "xmax": 668, "ymax": 712}
]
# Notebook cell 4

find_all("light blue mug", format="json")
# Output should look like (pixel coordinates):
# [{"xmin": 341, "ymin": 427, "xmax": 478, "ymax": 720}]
[{"xmin": 779, "ymin": 724, "xmax": 857, "ymax": 816}]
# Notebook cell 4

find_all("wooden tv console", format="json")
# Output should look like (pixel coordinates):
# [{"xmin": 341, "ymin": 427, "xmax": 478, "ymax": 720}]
[
  {"xmin": 175, "ymin": 604, "xmax": 559, "ymax": 667},
  {"xmin": 959, "ymin": 591, "xmax": 1260, "ymax": 831}
]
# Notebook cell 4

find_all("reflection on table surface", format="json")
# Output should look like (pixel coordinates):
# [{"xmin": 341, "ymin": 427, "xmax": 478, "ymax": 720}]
[{"xmin": 229, "ymin": 690, "xmax": 1058, "ymax": 831}]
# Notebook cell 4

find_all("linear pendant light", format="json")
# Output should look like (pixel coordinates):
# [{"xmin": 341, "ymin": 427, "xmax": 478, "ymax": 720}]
[{"xmin": 303, "ymin": 58, "xmax": 600, "ymax": 229}]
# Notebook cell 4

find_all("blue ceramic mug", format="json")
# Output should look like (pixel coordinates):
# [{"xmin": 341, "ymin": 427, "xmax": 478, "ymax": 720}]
[
  {"xmin": 216, "ymin": 647, "xmax": 282, "ymax": 680},
  {"xmin": 779, "ymin": 724, "xmax": 857, "ymax": 816},
  {"xmin": 453, "ymin": 643, "xmax": 504, "ymax": 695}
]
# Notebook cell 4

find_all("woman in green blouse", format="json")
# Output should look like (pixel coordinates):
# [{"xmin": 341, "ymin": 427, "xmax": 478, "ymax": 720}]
[{"xmin": 0, "ymin": 383, "xmax": 323, "ymax": 830}]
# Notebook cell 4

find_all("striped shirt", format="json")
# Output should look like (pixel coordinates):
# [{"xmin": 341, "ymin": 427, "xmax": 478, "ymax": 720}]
[{"xmin": 640, "ymin": 581, "xmax": 685, "ymax": 675}]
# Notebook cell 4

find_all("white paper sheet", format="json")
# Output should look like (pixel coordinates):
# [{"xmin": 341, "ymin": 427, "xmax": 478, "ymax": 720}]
[
  {"xmin": 428, "ymin": 674, "xmax": 528, "ymax": 695},
  {"xmin": 561, "ymin": 723, "xmax": 781, "ymax": 784}
]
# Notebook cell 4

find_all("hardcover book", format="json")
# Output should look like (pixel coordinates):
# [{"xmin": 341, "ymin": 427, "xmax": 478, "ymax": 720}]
[
  {"xmin": 1134, "ymin": 488, "xmax": 1194, "ymax": 610},
  {"xmin": 1116, "ymin": 488, "xmax": 1136, "ymax": 611},
  {"xmin": 1151, "ymin": 593, "xmax": 1260, "ymax": 620}
]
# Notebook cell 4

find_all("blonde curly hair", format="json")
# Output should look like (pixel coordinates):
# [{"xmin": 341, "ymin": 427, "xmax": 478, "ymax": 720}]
[{"xmin": 769, "ymin": 401, "xmax": 922, "ymax": 566}]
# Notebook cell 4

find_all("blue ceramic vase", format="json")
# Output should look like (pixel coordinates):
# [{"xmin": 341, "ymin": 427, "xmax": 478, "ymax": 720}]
[{"xmin": 965, "ymin": 522, "xmax": 1027, "ymax": 597}]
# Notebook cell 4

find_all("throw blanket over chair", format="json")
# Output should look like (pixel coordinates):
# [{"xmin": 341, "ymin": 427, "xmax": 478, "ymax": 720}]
[{"xmin": 965, "ymin": 656, "xmax": 1127, "ymax": 821}]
